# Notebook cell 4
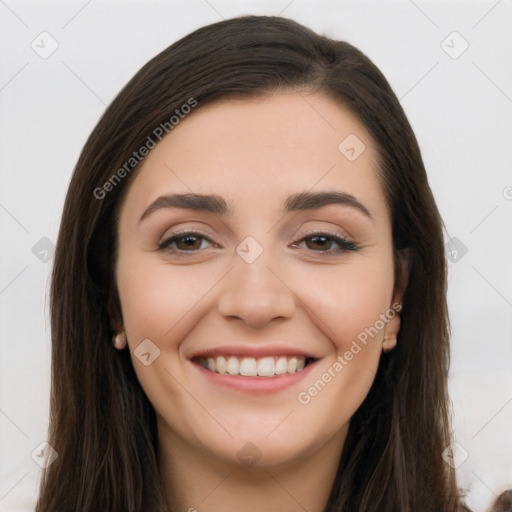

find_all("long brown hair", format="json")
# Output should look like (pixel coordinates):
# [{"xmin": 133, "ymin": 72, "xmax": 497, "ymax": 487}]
[{"xmin": 36, "ymin": 15, "xmax": 472, "ymax": 511}]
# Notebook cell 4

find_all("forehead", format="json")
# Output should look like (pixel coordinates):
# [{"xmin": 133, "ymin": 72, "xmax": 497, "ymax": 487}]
[{"xmin": 120, "ymin": 92, "xmax": 387, "ymax": 221}]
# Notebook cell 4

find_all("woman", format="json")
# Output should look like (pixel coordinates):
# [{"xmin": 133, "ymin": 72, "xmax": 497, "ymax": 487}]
[{"xmin": 35, "ymin": 14, "xmax": 479, "ymax": 511}]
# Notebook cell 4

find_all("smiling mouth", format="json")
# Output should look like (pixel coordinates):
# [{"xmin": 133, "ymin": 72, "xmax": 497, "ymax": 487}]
[{"xmin": 194, "ymin": 355, "xmax": 317, "ymax": 377}]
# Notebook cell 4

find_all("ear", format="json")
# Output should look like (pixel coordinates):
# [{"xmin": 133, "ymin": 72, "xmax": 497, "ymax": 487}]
[
  {"xmin": 382, "ymin": 248, "xmax": 411, "ymax": 353},
  {"xmin": 107, "ymin": 276, "xmax": 124, "ymax": 335}
]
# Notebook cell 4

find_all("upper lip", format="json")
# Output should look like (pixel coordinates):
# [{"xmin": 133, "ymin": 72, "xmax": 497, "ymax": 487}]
[{"xmin": 188, "ymin": 344, "xmax": 319, "ymax": 360}]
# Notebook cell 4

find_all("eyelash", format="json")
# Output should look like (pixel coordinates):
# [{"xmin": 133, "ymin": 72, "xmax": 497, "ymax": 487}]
[{"xmin": 158, "ymin": 230, "xmax": 359, "ymax": 257}]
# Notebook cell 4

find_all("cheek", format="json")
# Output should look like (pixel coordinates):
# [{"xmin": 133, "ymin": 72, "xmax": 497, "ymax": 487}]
[
  {"xmin": 117, "ymin": 247, "xmax": 395, "ymax": 352},
  {"xmin": 116, "ymin": 255, "xmax": 221, "ymax": 343},
  {"xmin": 291, "ymin": 256, "xmax": 395, "ymax": 432},
  {"xmin": 293, "ymin": 255, "xmax": 395, "ymax": 353}
]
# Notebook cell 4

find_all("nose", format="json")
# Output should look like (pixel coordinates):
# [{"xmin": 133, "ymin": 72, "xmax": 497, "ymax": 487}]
[{"xmin": 217, "ymin": 248, "xmax": 296, "ymax": 329}]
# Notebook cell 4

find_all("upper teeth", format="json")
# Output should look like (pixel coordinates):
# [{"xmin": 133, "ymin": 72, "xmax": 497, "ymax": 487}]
[{"xmin": 198, "ymin": 355, "xmax": 306, "ymax": 377}]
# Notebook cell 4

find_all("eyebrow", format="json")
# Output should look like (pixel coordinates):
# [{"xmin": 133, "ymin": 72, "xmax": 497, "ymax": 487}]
[{"xmin": 139, "ymin": 190, "xmax": 374, "ymax": 223}]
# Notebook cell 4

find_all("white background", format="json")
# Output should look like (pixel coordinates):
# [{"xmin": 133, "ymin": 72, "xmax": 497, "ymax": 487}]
[{"xmin": 1, "ymin": 1, "xmax": 511, "ymax": 511}]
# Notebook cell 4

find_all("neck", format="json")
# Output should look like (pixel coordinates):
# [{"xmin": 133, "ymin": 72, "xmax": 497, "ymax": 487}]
[{"xmin": 157, "ymin": 418, "xmax": 347, "ymax": 512}]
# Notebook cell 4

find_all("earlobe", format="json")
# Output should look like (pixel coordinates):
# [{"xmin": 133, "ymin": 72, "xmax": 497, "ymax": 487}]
[
  {"xmin": 107, "ymin": 281, "xmax": 125, "ymax": 347},
  {"xmin": 382, "ymin": 311, "xmax": 400, "ymax": 353},
  {"xmin": 382, "ymin": 337, "xmax": 397, "ymax": 352},
  {"xmin": 113, "ymin": 332, "xmax": 127, "ymax": 350}
]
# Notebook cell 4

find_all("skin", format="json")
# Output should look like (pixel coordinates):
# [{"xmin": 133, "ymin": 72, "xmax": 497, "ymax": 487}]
[{"xmin": 115, "ymin": 92, "xmax": 407, "ymax": 512}]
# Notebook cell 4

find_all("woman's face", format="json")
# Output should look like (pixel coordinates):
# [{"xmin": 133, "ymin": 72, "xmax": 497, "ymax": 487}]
[{"xmin": 115, "ymin": 92, "xmax": 402, "ymax": 468}]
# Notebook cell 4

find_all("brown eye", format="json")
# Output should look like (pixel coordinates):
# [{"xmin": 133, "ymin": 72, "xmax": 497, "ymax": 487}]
[
  {"xmin": 304, "ymin": 235, "xmax": 333, "ymax": 251},
  {"xmin": 292, "ymin": 232, "xmax": 359, "ymax": 255},
  {"xmin": 159, "ymin": 232, "xmax": 213, "ymax": 253},
  {"xmin": 174, "ymin": 235, "xmax": 202, "ymax": 251}
]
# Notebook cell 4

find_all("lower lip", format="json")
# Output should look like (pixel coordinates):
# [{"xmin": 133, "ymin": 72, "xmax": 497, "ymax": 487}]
[{"xmin": 191, "ymin": 360, "xmax": 318, "ymax": 395}]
